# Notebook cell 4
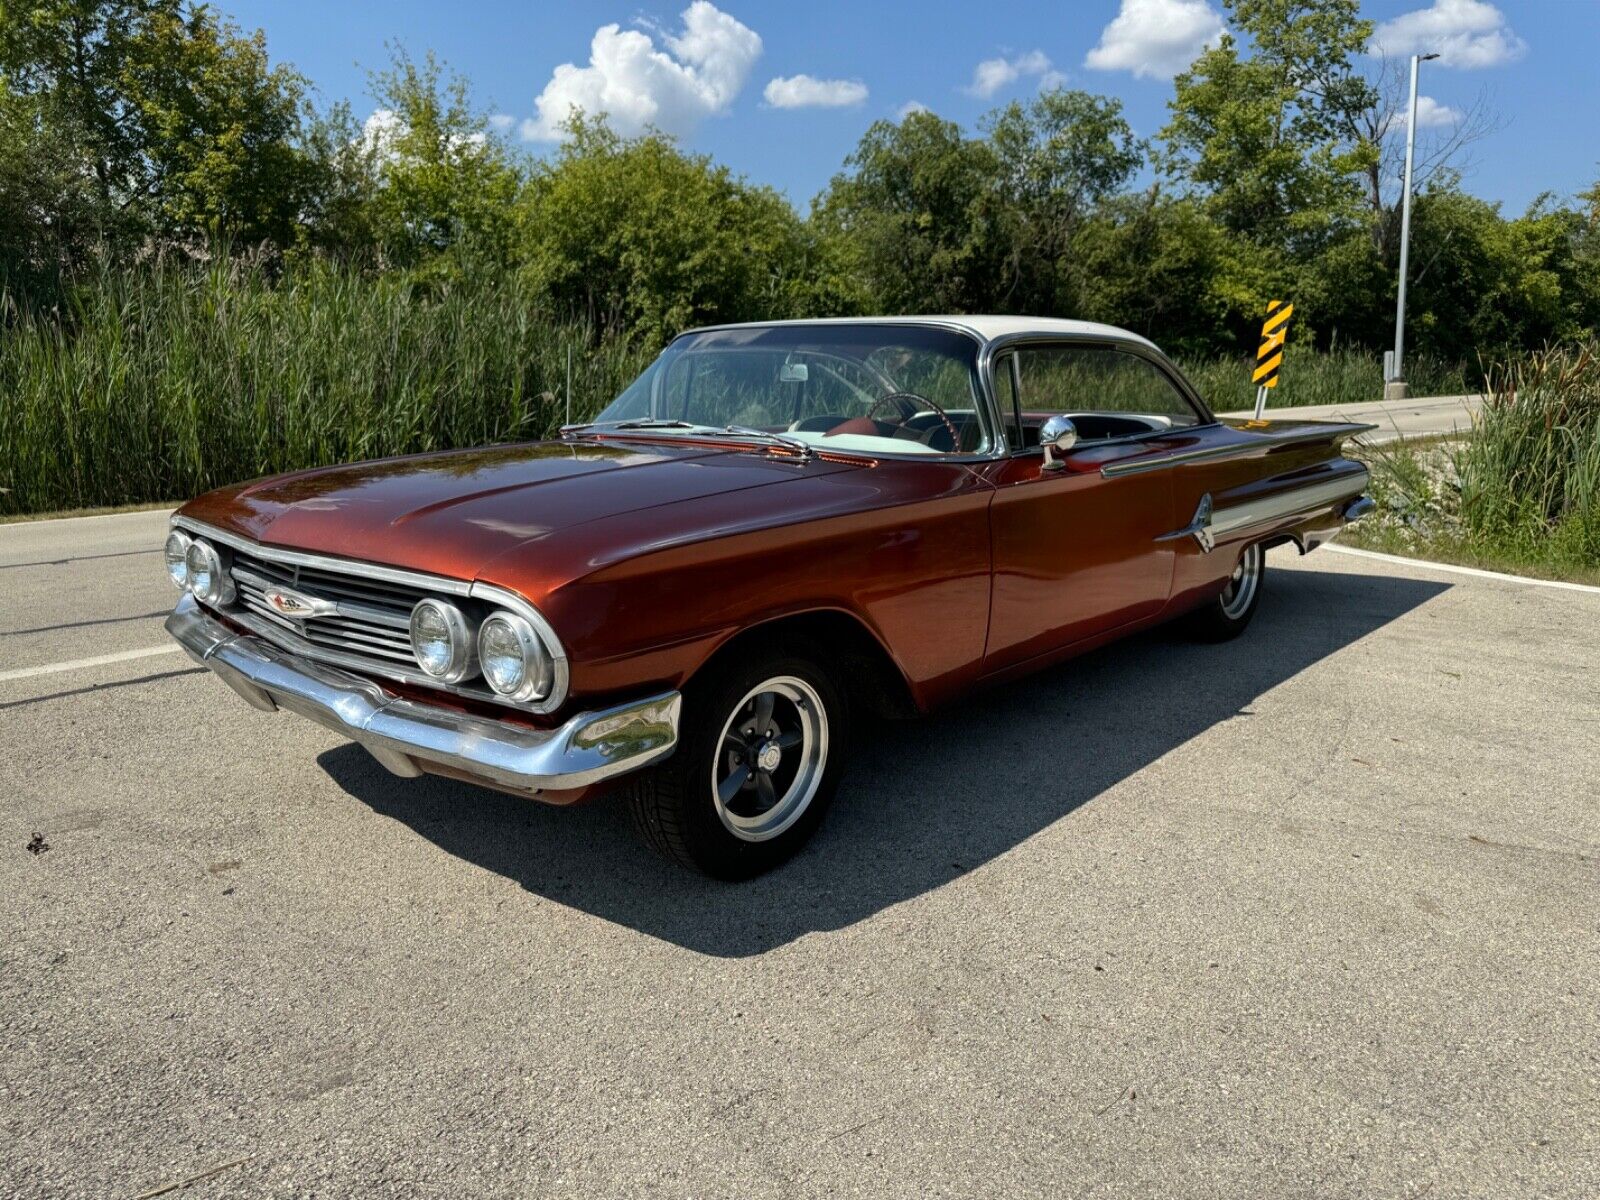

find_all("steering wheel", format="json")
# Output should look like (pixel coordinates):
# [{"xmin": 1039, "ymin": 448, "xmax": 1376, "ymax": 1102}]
[{"xmin": 860, "ymin": 392, "xmax": 964, "ymax": 452}]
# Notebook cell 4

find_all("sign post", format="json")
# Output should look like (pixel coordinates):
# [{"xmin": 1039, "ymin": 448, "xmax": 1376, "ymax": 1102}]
[{"xmin": 1252, "ymin": 300, "xmax": 1293, "ymax": 419}]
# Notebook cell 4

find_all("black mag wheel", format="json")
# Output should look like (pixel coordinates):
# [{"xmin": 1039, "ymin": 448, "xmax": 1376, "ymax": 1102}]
[{"xmin": 626, "ymin": 644, "xmax": 848, "ymax": 879}]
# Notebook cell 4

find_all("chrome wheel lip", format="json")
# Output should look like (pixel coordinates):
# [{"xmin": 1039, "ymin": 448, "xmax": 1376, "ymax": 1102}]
[
  {"xmin": 1220, "ymin": 543, "xmax": 1262, "ymax": 619},
  {"xmin": 712, "ymin": 675, "xmax": 828, "ymax": 843}
]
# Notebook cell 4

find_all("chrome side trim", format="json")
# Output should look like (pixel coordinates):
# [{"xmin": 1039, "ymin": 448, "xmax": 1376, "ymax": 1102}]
[
  {"xmin": 170, "ymin": 516, "xmax": 571, "ymax": 714},
  {"xmin": 1211, "ymin": 471, "xmax": 1369, "ymax": 538},
  {"xmin": 167, "ymin": 595, "xmax": 678, "ymax": 793},
  {"xmin": 1155, "ymin": 470, "xmax": 1370, "ymax": 551},
  {"xmin": 1100, "ymin": 424, "xmax": 1380, "ymax": 478}
]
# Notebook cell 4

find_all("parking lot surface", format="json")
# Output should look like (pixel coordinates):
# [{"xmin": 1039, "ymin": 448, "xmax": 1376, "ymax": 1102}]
[{"xmin": 3, "ymin": 510, "xmax": 1597, "ymax": 1198}]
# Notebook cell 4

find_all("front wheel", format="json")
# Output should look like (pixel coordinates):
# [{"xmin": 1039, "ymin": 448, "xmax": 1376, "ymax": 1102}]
[
  {"xmin": 626, "ymin": 644, "xmax": 848, "ymax": 879},
  {"xmin": 1185, "ymin": 541, "xmax": 1265, "ymax": 641}
]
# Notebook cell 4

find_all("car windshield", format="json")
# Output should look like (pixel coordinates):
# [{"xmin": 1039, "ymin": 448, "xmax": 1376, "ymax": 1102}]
[{"xmin": 587, "ymin": 324, "xmax": 989, "ymax": 456}]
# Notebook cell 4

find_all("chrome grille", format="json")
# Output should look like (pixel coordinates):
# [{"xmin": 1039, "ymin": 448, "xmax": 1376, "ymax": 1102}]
[
  {"xmin": 172, "ymin": 516, "xmax": 571, "ymax": 714},
  {"xmin": 229, "ymin": 549, "xmax": 422, "ymax": 668}
]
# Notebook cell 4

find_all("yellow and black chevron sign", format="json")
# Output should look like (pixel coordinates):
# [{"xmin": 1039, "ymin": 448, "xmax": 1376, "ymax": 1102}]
[{"xmin": 1253, "ymin": 300, "xmax": 1293, "ymax": 389}]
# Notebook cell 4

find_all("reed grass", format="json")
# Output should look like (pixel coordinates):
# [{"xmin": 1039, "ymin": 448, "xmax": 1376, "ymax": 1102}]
[
  {"xmin": 0, "ymin": 260, "xmax": 653, "ymax": 514},
  {"xmin": 1176, "ymin": 347, "xmax": 1474, "ymax": 413},
  {"xmin": 0, "ymin": 261, "xmax": 1496, "ymax": 515},
  {"xmin": 1456, "ymin": 342, "xmax": 1600, "ymax": 567}
]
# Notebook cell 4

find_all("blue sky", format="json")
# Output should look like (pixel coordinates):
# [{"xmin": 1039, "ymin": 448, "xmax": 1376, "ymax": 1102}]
[{"xmin": 227, "ymin": 0, "xmax": 1597, "ymax": 214}]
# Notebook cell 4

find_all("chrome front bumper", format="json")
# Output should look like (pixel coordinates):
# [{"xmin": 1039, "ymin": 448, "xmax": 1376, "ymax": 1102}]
[{"xmin": 166, "ymin": 595, "xmax": 681, "ymax": 793}]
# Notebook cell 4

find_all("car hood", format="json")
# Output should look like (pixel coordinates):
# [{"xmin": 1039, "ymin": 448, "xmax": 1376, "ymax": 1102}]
[{"xmin": 179, "ymin": 438, "xmax": 858, "ymax": 584}]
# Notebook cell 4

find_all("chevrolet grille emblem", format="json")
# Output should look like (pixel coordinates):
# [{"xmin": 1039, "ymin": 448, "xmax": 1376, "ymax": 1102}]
[{"xmin": 262, "ymin": 586, "xmax": 337, "ymax": 620}]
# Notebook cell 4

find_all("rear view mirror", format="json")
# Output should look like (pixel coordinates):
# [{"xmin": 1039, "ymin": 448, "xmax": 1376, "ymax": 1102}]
[{"xmin": 778, "ymin": 363, "xmax": 809, "ymax": 383}]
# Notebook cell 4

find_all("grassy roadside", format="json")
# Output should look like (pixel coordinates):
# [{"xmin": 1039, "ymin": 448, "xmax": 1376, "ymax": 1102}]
[{"xmin": 1345, "ymin": 433, "xmax": 1600, "ymax": 587}]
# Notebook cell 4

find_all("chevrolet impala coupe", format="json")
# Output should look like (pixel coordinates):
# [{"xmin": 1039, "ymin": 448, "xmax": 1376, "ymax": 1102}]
[{"xmin": 166, "ymin": 317, "xmax": 1374, "ymax": 877}]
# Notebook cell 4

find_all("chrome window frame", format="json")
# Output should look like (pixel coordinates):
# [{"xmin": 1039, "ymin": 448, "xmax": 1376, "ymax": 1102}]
[
  {"xmin": 170, "ymin": 516, "xmax": 571, "ymax": 715},
  {"xmin": 977, "ymin": 332, "xmax": 1217, "ymax": 458}
]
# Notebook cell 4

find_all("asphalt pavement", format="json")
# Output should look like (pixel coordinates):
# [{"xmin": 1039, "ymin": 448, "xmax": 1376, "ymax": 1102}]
[{"xmin": 3, "ymin": 507, "xmax": 1597, "ymax": 1199}]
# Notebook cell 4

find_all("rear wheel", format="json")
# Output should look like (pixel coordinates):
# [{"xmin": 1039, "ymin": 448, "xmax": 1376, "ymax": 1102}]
[
  {"xmin": 626, "ymin": 644, "xmax": 848, "ymax": 879},
  {"xmin": 1186, "ymin": 541, "xmax": 1265, "ymax": 641}
]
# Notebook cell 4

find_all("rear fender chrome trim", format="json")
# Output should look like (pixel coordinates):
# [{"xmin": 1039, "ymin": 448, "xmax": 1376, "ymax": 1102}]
[
  {"xmin": 1156, "ymin": 493, "xmax": 1216, "ymax": 552},
  {"xmin": 1157, "ymin": 470, "xmax": 1370, "ymax": 550}
]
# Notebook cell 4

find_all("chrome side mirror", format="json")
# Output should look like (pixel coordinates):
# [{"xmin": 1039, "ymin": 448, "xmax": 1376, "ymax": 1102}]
[{"xmin": 1039, "ymin": 415, "xmax": 1078, "ymax": 471}]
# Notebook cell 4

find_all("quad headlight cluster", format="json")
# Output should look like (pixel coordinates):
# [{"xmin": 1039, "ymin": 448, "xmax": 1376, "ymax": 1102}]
[
  {"xmin": 164, "ymin": 529, "xmax": 234, "ymax": 606},
  {"xmin": 408, "ymin": 598, "xmax": 554, "ymax": 702},
  {"xmin": 168, "ymin": 524, "xmax": 554, "ymax": 704}
]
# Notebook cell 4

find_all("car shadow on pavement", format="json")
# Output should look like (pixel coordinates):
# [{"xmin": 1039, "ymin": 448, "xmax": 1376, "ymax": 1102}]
[{"xmin": 320, "ymin": 564, "xmax": 1448, "ymax": 958}]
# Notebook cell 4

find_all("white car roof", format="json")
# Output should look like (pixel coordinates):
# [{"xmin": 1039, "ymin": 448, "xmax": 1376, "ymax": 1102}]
[{"xmin": 682, "ymin": 315, "xmax": 1160, "ymax": 352}]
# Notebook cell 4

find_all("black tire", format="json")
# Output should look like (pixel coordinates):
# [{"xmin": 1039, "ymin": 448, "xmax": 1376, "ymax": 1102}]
[
  {"xmin": 626, "ymin": 640, "xmax": 849, "ymax": 879},
  {"xmin": 1186, "ymin": 541, "xmax": 1265, "ymax": 642}
]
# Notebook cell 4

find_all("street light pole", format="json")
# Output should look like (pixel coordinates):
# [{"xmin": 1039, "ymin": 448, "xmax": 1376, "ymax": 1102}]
[{"xmin": 1387, "ymin": 51, "xmax": 1438, "ymax": 402}]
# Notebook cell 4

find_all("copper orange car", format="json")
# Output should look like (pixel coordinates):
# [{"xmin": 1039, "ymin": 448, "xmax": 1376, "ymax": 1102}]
[{"xmin": 166, "ymin": 317, "xmax": 1374, "ymax": 877}]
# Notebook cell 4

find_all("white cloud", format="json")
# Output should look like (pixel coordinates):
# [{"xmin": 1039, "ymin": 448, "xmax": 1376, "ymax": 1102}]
[
  {"xmin": 897, "ymin": 100, "xmax": 930, "ymax": 119},
  {"xmin": 763, "ymin": 74, "xmax": 868, "ymax": 109},
  {"xmin": 1084, "ymin": 0, "xmax": 1224, "ymax": 79},
  {"xmin": 359, "ymin": 108, "xmax": 486, "ymax": 161},
  {"xmin": 1372, "ymin": 0, "xmax": 1526, "ymax": 68},
  {"xmin": 1396, "ymin": 94, "xmax": 1462, "ymax": 129},
  {"xmin": 1038, "ymin": 69, "xmax": 1069, "ymax": 91},
  {"xmin": 965, "ymin": 49, "xmax": 1053, "ymax": 98},
  {"xmin": 359, "ymin": 107, "xmax": 404, "ymax": 156},
  {"xmin": 521, "ymin": 1, "xmax": 761, "ymax": 141},
  {"xmin": 487, "ymin": 113, "xmax": 514, "ymax": 134}
]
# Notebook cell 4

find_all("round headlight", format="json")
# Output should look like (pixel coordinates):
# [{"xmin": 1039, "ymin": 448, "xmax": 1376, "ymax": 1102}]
[
  {"xmin": 477, "ymin": 612, "xmax": 552, "ymax": 702},
  {"xmin": 183, "ymin": 539, "xmax": 233, "ymax": 605},
  {"xmin": 164, "ymin": 530, "xmax": 192, "ymax": 590},
  {"xmin": 409, "ymin": 599, "xmax": 477, "ymax": 682}
]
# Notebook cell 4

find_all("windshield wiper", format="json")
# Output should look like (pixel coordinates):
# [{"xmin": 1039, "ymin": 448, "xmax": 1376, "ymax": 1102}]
[
  {"xmin": 560, "ymin": 418, "xmax": 702, "ymax": 435},
  {"xmin": 719, "ymin": 425, "xmax": 814, "ymax": 460},
  {"xmin": 562, "ymin": 418, "xmax": 813, "ymax": 459}
]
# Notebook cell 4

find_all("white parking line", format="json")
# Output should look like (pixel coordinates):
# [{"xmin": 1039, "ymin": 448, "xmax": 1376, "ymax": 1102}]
[
  {"xmin": 1325, "ymin": 544, "xmax": 1600, "ymax": 595},
  {"xmin": 0, "ymin": 644, "xmax": 183, "ymax": 682}
]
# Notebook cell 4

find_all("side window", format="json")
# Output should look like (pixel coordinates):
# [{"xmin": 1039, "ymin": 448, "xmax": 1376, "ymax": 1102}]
[{"xmin": 1014, "ymin": 345, "xmax": 1200, "ymax": 431}]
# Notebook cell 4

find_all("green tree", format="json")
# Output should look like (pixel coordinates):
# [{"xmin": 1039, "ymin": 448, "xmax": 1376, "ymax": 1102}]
[
  {"xmin": 360, "ymin": 48, "xmax": 521, "ymax": 269},
  {"xmin": 0, "ymin": 0, "xmax": 317, "ymax": 256},
  {"xmin": 1073, "ymin": 189, "xmax": 1272, "ymax": 355},
  {"xmin": 981, "ymin": 88, "xmax": 1143, "ymax": 312},
  {"xmin": 121, "ymin": 5, "xmax": 313, "ymax": 243},
  {"xmin": 812, "ymin": 109, "xmax": 1003, "ymax": 314},
  {"xmin": 520, "ymin": 116, "xmax": 813, "ymax": 342},
  {"xmin": 1161, "ymin": 0, "xmax": 1376, "ymax": 254},
  {"xmin": 0, "ymin": 80, "xmax": 105, "ymax": 293}
]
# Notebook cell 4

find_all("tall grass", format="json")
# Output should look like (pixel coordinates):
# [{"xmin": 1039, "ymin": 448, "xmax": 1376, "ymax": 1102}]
[
  {"xmin": 1178, "ymin": 347, "xmax": 1474, "ymax": 413},
  {"xmin": 1, "ymin": 261, "xmax": 1490, "ymax": 516},
  {"xmin": 1457, "ymin": 342, "xmax": 1600, "ymax": 566},
  {"xmin": 0, "ymin": 260, "xmax": 654, "ymax": 515}
]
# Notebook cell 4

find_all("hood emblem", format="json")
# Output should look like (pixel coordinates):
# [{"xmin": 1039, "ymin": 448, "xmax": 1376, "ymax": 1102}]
[{"xmin": 262, "ymin": 586, "xmax": 337, "ymax": 620}]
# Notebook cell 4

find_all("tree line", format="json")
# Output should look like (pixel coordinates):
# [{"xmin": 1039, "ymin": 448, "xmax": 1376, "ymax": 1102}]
[{"xmin": 3, "ymin": 0, "xmax": 1598, "ymax": 364}]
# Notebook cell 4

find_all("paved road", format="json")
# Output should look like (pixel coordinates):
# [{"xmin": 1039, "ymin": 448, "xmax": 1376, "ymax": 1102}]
[
  {"xmin": 1222, "ymin": 393, "xmax": 1484, "ymax": 444},
  {"xmin": 3, "ymin": 510, "xmax": 1597, "ymax": 1199}
]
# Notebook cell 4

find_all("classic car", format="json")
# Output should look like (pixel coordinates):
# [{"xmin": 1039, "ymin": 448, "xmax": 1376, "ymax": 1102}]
[{"xmin": 165, "ymin": 316, "xmax": 1374, "ymax": 878}]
